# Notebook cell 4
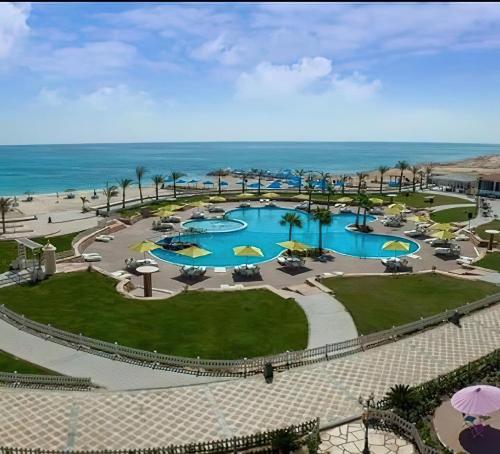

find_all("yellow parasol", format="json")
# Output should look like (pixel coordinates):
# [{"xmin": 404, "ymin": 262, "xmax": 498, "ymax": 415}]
[
  {"xmin": 209, "ymin": 196, "xmax": 226, "ymax": 202},
  {"xmin": 163, "ymin": 203, "xmax": 184, "ymax": 211},
  {"xmin": 337, "ymin": 196, "xmax": 353, "ymax": 203},
  {"xmin": 407, "ymin": 214, "xmax": 429, "ymax": 223},
  {"xmin": 293, "ymin": 194, "xmax": 308, "ymax": 201},
  {"xmin": 129, "ymin": 240, "xmax": 161, "ymax": 258},
  {"xmin": 261, "ymin": 192, "xmax": 280, "ymax": 199},
  {"xmin": 429, "ymin": 223, "xmax": 454, "ymax": 231},
  {"xmin": 382, "ymin": 240, "xmax": 410, "ymax": 258},
  {"xmin": 277, "ymin": 240, "xmax": 312, "ymax": 252},
  {"xmin": 384, "ymin": 203, "xmax": 406, "ymax": 216},
  {"xmin": 154, "ymin": 208, "xmax": 174, "ymax": 217},
  {"xmin": 186, "ymin": 200, "xmax": 206, "ymax": 208},
  {"xmin": 236, "ymin": 193, "xmax": 255, "ymax": 199},
  {"xmin": 233, "ymin": 245, "xmax": 264, "ymax": 264},
  {"xmin": 369, "ymin": 197, "xmax": 384, "ymax": 205},
  {"xmin": 431, "ymin": 230, "xmax": 456, "ymax": 241},
  {"xmin": 175, "ymin": 246, "xmax": 212, "ymax": 258}
]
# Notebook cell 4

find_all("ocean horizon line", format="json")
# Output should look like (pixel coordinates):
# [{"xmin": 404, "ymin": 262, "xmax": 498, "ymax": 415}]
[{"xmin": 1, "ymin": 139, "xmax": 500, "ymax": 148}]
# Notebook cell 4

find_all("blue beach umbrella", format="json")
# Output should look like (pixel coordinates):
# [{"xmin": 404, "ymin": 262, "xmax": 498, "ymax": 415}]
[
  {"xmin": 188, "ymin": 179, "xmax": 199, "ymax": 184},
  {"xmin": 203, "ymin": 180, "xmax": 214, "ymax": 186},
  {"xmin": 220, "ymin": 181, "xmax": 229, "ymax": 186},
  {"xmin": 267, "ymin": 181, "xmax": 282, "ymax": 189}
]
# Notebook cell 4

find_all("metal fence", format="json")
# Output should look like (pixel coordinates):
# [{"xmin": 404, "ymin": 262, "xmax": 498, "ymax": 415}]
[
  {"xmin": 0, "ymin": 372, "xmax": 93, "ymax": 391},
  {"xmin": 0, "ymin": 292, "xmax": 498, "ymax": 377},
  {"xmin": 0, "ymin": 418, "xmax": 319, "ymax": 454},
  {"xmin": 366, "ymin": 410, "xmax": 438, "ymax": 454}
]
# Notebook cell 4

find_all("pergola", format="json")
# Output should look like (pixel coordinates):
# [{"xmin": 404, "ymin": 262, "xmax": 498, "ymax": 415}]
[{"xmin": 15, "ymin": 237, "xmax": 44, "ymax": 271}]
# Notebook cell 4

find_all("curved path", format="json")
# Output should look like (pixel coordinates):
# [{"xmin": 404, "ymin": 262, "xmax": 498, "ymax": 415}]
[{"xmin": 0, "ymin": 303, "xmax": 498, "ymax": 450}]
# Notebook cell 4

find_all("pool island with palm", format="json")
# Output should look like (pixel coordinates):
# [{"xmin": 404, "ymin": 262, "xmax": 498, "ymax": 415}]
[{"xmin": 151, "ymin": 207, "xmax": 419, "ymax": 267}]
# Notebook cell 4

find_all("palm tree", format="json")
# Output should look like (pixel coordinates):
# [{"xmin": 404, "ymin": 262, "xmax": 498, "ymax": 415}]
[
  {"xmin": 396, "ymin": 160, "xmax": 410, "ymax": 192},
  {"xmin": 169, "ymin": 171, "xmax": 186, "ymax": 198},
  {"xmin": 0, "ymin": 197, "xmax": 13, "ymax": 234},
  {"xmin": 280, "ymin": 212, "xmax": 303, "ymax": 240},
  {"xmin": 385, "ymin": 384, "xmax": 418, "ymax": 420},
  {"xmin": 312, "ymin": 207, "xmax": 332, "ymax": 253},
  {"xmin": 410, "ymin": 165, "xmax": 420, "ymax": 192},
  {"xmin": 305, "ymin": 174, "xmax": 315, "ymax": 212},
  {"xmin": 339, "ymin": 174, "xmax": 348, "ymax": 195},
  {"xmin": 118, "ymin": 178, "xmax": 133, "ymax": 209},
  {"xmin": 326, "ymin": 182, "xmax": 335, "ymax": 210},
  {"xmin": 425, "ymin": 163, "xmax": 433, "ymax": 189},
  {"xmin": 212, "ymin": 168, "xmax": 225, "ymax": 195},
  {"xmin": 80, "ymin": 196, "xmax": 89, "ymax": 213},
  {"xmin": 318, "ymin": 171, "xmax": 329, "ymax": 194},
  {"xmin": 256, "ymin": 169, "xmax": 265, "ymax": 196},
  {"xmin": 361, "ymin": 196, "xmax": 373, "ymax": 230},
  {"xmin": 354, "ymin": 193, "xmax": 368, "ymax": 227},
  {"xmin": 240, "ymin": 171, "xmax": 250, "ymax": 193},
  {"xmin": 135, "ymin": 165, "xmax": 148, "ymax": 203},
  {"xmin": 418, "ymin": 170, "xmax": 425, "ymax": 190},
  {"xmin": 151, "ymin": 174, "xmax": 164, "ymax": 201},
  {"xmin": 102, "ymin": 182, "xmax": 118, "ymax": 215},
  {"xmin": 356, "ymin": 171, "xmax": 367, "ymax": 194},
  {"xmin": 378, "ymin": 165, "xmax": 390, "ymax": 194},
  {"xmin": 294, "ymin": 169, "xmax": 306, "ymax": 194}
]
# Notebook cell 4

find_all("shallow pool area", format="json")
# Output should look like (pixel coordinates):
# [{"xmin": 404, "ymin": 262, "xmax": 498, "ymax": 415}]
[
  {"xmin": 181, "ymin": 218, "xmax": 247, "ymax": 233},
  {"xmin": 152, "ymin": 207, "xmax": 420, "ymax": 267}
]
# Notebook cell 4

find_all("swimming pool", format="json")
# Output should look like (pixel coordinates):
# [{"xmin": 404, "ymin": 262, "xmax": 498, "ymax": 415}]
[
  {"xmin": 181, "ymin": 218, "xmax": 247, "ymax": 233},
  {"xmin": 152, "ymin": 207, "xmax": 420, "ymax": 267}
]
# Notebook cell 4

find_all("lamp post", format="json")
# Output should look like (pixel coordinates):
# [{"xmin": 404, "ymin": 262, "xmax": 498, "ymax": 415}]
[{"xmin": 358, "ymin": 392, "xmax": 375, "ymax": 454}]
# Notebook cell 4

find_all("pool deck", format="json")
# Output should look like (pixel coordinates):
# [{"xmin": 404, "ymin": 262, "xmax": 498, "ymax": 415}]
[{"xmin": 85, "ymin": 201, "xmax": 484, "ymax": 293}]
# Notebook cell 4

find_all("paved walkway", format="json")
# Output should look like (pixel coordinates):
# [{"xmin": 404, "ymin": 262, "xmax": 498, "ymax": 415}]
[
  {"xmin": 319, "ymin": 422, "xmax": 415, "ymax": 453},
  {"xmin": 0, "ymin": 303, "xmax": 498, "ymax": 450},
  {"xmin": 431, "ymin": 203, "xmax": 476, "ymax": 213},
  {"xmin": 294, "ymin": 291, "xmax": 358, "ymax": 348}
]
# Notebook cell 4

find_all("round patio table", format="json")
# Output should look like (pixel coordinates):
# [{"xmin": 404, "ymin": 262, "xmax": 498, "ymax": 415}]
[{"xmin": 136, "ymin": 265, "xmax": 159, "ymax": 297}]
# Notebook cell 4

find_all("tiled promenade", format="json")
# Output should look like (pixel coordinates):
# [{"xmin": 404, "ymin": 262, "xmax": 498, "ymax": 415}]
[{"xmin": 0, "ymin": 303, "xmax": 498, "ymax": 450}]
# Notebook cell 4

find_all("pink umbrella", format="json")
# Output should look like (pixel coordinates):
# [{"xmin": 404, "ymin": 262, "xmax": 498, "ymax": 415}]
[{"xmin": 451, "ymin": 385, "xmax": 500, "ymax": 416}]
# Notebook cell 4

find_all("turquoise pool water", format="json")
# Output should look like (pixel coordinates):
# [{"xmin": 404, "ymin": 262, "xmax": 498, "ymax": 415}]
[
  {"xmin": 182, "ymin": 218, "xmax": 246, "ymax": 233},
  {"xmin": 152, "ymin": 207, "xmax": 419, "ymax": 267}
]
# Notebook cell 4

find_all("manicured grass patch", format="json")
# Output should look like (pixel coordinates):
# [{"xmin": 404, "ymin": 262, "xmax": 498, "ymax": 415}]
[
  {"xmin": 0, "ymin": 231, "xmax": 81, "ymax": 272},
  {"xmin": 475, "ymin": 252, "xmax": 500, "ymax": 272},
  {"xmin": 474, "ymin": 220, "xmax": 500, "ymax": 241},
  {"xmin": 322, "ymin": 274, "xmax": 498, "ymax": 335},
  {"xmin": 0, "ymin": 350, "xmax": 53, "ymax": 375},
  {"xmin": 430, "ymin": 206, "xmax": 477, "ymax": 223},
  {"xmin": 1, "ymin": 272, "xmax": 308, "ymax": 359}
]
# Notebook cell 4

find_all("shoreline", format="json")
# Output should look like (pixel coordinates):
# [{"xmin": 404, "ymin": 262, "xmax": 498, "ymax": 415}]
[{"xmin": 1, "ymin": 152, "xmax": 498, "ymax": 199}]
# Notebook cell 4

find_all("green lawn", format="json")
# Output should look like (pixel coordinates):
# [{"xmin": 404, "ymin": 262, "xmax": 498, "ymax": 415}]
[
  {"xmin": 0, "ymin": 272, "xmax": 308, "ymax": 359},
  {"xmin": 0, "ymin": 350, "xmax": 53, "ymax": 375},
  {"xmin": 0, "ymin": 231, "xmax": 80, "ymax": 273},
  {"xmin": 475, "ymin": 252, "xmax": 500, "ymax": 272},
  {"xmin": 430, "ymin": 206, "xmax": 477, "ymax": 223},
  {"xmin": 322, "ymin": 274, "xmax": 498, "ymax": 335},
  {"xmin": 474, "ymin": 220, "xmax": 500, "ymax": 241}
]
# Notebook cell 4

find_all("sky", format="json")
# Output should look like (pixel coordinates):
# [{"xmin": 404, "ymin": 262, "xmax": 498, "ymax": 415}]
[{"xmin": 1, "ymin": 2, "xmax": 500, "ymax": 145}]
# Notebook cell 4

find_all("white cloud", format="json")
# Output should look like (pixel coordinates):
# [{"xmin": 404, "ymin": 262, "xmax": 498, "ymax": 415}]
[
  {"xmin": 37, "ymin": 85, "xmax": 156, "ymax": 112},
  {"xmin": 30, "ymin": 41, "xmax": 137, "ymax": 78},
  {"xmin": 331, "ymin": 72, "xmax": 382, "ymax": 100},
  {"xmin": 191, "ymin": 35, "xmax": 242, "ymax": 66},
  {"xmin": 0, "ymin": 2, "xmax": 30, "ymax": 58},
  {"xmin": 236, "ymin": 57, "xmax": 332, "ymax": 99},
  {"xmin": 235, "ymin": 57, "xmax": 380, "ymax": 101}
]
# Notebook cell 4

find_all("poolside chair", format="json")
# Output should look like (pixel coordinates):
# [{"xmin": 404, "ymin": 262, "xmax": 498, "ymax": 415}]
[
  {"xmin": 239, "ymin": 202, "xmax": 251, "ymax": 208},
  {"xmin": 191, "ymin": 211, "xmax": 206, "ymax": 219},
  {"xmin": 434, "ymin": 243, "xmax": 461, "ymax": 257},
  {"xmin": 82, "ymin": 253, "xmax": 102, "ymax": 262},
  {"xmin": 162, "ymin": 215, "xmax": 181, "ymax": 223},
  {"xmin": 208, "ymin": 206, "xmax": 225, "ymax": 213}
]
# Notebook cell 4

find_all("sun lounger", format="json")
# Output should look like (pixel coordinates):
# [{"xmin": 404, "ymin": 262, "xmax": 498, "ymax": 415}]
[
  {"xmin": 125, "ymin": 257, "xmax": 158, "ymax": 270},
  {"xmin": 434, "ymin": 244, "xmax": 461, "ymax": 257},
  {"xmin": 208, "ymin": 206, "xmax": 225, "ymax": 213},
  {"xmin": 162, "ymin": 215, "xmax": 181, "ymax": 223},
  {"xmin": 239, "ymin": 202, "xmax": 251, "ymax": 208},
  {"xmin": 404, "ymin": 230, "xmax": 421, "ymax": 237},
  {"xmin": 181, "ymin": 265, "xmax": 206, "ymax": 277},
  {"xmin": 191, "ymin": 211, "xmax": 206, "ymax": 219},
  {"xmin": 381, "ymin": 257, "xmax": 412, "ymax": 271}
]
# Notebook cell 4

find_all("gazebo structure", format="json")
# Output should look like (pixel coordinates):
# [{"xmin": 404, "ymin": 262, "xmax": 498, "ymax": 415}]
[
  {"xmin": 12, "ymin": 238, "xmax": 46, "ymax": 282},
  {"xmin": 429, "ymin": 172, "xmax": 478, "ymax": 194}
]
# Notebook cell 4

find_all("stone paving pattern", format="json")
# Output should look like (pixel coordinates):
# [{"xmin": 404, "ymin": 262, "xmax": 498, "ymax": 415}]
[
  {"xmin": 0, "ymin": 303, "xmax": 498, "ymax": 450},
  {"xmin": 319, "ymin": 423, "xmax": 416, "ymax": 453}
]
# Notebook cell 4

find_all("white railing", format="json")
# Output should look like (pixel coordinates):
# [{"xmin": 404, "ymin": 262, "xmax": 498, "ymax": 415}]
[
  {"xmin": 0, "ymin": 372, "xmax": 93, "ymax": 391},
  {"xmin": 0, "ymin": 292, "xmax": 498, "ymax": 377}
]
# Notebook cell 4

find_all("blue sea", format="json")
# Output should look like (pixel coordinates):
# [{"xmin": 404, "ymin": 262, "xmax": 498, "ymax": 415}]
[{"xmin": 0, "ymin": 141, "xmax": 498, "ymax": 195}]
